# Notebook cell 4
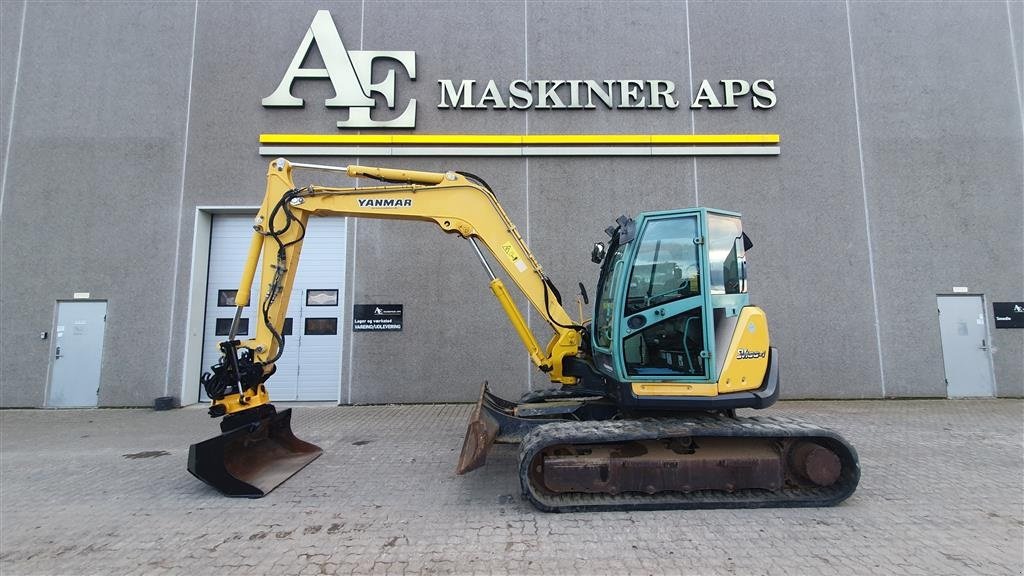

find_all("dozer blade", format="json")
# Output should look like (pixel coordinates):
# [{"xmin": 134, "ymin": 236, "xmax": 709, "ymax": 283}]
[
  {"xmin": 456, "ymin": 382, "xmax": 568, "ymax": 474},
  {"xmin": 187, "ymin": 406, "xmax": 321, "ymax": 497},
  {"xmin": 456, "ymin": 384, "xmax": 500, "ymax": 474}
]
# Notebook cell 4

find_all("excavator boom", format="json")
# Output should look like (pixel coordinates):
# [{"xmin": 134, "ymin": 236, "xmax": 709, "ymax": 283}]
[{"xmin": 239, "ymin": 159, "xmax": 580, "ymax": 390}]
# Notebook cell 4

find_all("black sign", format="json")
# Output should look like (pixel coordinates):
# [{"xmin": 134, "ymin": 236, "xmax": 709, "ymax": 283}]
[
  {"xmin": 993, "ymin": 302, "xmax": 1024, "ymax": 329},
  {"xmin": 353, "ymin": 304, "xmax": 403, "ymax": 332}
]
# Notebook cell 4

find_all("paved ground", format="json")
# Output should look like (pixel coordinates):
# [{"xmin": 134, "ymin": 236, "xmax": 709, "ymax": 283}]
[{"xmin": 1, "ymin": 399, "xmax": 1022, "ymax": 575}]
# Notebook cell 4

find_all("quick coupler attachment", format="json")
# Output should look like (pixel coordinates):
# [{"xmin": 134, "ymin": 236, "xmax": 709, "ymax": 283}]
[
  {"xmin": 201, "ymin": 341, "xmax": 266, "ymax": 412},
  {"xmin": 187, "ymin": 404, "xmax": 322, "ymax": 498}
]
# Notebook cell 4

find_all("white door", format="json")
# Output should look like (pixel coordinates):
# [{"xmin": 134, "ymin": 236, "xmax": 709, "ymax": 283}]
[
  {"xmin": 48, "ymin": 301, "xmax": 106, "ymax": 407},
  {"xmin": 937, "ymin": 295, "xmax": 995, "ymax": 398},
  {"xmin": 201, "ymin": 215, "xmax": 346, "ymax": 402}
]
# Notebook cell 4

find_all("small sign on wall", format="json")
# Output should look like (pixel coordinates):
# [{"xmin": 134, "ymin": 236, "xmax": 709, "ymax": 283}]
[
  {"xmin": 993, "ymin": 302, "xmax": 1024, "ymax": 329},
  {"xmin": 353, "ymin": 304, "xmax": 403, "ymax": 331}
]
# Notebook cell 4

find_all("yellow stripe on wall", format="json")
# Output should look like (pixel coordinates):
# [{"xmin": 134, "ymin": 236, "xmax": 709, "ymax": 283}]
[{"xmin": 259, "ymin": 133, "xmax": 781, "ymax": 145}]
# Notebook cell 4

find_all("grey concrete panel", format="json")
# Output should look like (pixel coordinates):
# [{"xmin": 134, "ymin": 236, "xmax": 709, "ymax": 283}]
[
  {"xmin": 346, "ymin": 158, "xmax": 532, "ymax": 404},
  {"xmin": 985, "ymin": 299, "xmax": 1022, "ymax": 397},
  {"xmin": 687, "ymin": 2, "xmax": 881, "ymax": 398},
  {"xmin": 851, "ymin": 1, "xmax": 1024, "ymax": 397},
  {"xmin": 527, "ymin": 1, "xmax": 690, "ymax": 135},
  {"xmin": 0, "ymin": 2, "xmax": 195, "ymax": 406},
  {"xmin": 0, "ymin": 0, "xmax": 25, "ymax": 192},
  {"xmin": 1012, "ymin": 0, "xmax": 1023, "ymax": 115},
  {"xmin": 1003, "ymin": 0, "xmax": 1024, "ymax": 398}
]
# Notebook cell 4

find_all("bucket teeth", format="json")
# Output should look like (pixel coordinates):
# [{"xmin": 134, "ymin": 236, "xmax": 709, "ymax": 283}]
[{"xmin": 187, "ymin": 406, "xmax": 322, "ymax": 497}]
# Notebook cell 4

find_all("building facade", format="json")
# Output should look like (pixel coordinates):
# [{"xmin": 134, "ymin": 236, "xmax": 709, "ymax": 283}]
[{"xmin": 1, "ymin": 1, "xmax": 1022, "ymax": 408}]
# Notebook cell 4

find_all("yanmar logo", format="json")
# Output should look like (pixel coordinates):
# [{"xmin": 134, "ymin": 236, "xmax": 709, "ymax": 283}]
[
  {"xmin": 262, "ymin": 10, "xmax": 416, "ymax": 128},
  {"xmin": 358, "ymin": 198, "xmax": 413, "ymax": 208}
]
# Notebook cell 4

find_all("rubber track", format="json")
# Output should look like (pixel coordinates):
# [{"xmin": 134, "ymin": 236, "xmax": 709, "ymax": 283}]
[{"xmin": 518, "ymin": 415, "xmax": 860, "ymax": 513}]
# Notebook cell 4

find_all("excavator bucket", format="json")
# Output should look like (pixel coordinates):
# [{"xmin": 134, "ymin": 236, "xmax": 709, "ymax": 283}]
[{"xmin": 187, "ymin": 405, "xmax": 321, "ymax": 498}]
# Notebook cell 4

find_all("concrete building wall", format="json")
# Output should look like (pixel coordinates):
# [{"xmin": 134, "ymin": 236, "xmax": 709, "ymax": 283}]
[
  {"xmin": 1, "ymin": 0, "xmax": 24, "ymax": 182},
  {"xmin": 1, "ymin": 1, "xmax": 196, "ymax": 406},
  {"xmin": 679, "ymin": 1, "xmax": 883, "ymax": 398},
  {"xmin": 851, "ymin": 1, "xmax": 1024, "ymax": 397},
  {"xmin": 2, "ymin": 1, "xmax": 1021, "ymax": 407}
]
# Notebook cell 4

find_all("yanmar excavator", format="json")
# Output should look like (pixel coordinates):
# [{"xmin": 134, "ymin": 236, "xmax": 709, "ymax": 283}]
[{"xmin": 188, "ymin": 159, "xmax": 859, "ymax": 512}]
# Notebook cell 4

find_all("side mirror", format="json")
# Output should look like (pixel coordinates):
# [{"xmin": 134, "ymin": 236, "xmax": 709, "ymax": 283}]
[{"xmin": 591, "ymin": 242, "xmax": 606, "ymax": 263}]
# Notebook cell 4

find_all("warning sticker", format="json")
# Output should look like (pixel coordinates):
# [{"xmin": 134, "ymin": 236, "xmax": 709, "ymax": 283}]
[{"xmin": 501, "ymin": 242, "xmax": 528, "ymax": 272}]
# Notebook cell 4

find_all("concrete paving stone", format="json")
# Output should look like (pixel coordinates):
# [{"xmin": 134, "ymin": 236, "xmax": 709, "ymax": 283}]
[{"xmin": 0, "ymin": 400, "xmax": 1022, "ymax": 575}]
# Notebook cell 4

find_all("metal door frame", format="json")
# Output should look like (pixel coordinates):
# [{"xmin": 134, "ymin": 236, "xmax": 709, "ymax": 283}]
[
  {"xmin": 44, "ymin": 299, "xmax": 108, "ymax": 408},
  {"xmin": 935, "ymin": 293, "xmax": 998, "ymax": 398},
  {"xmin": 180, "ymin": 207, "xmax": 258, "ymax": 407}
]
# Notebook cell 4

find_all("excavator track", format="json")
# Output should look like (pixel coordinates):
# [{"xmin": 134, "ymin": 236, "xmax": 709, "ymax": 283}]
[{"xmin": 518, "ymin": 414, "xmax": 859, "ymax": 512}]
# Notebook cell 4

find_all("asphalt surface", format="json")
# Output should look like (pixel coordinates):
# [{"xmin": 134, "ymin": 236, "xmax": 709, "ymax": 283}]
[{"xmin": 1, "ymin": 399, "xmax": 1022, "ymax": 575}]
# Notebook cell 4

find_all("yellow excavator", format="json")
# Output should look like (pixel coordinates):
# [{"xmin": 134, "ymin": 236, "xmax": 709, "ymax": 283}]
[{"xmin": 187, "ymin": 158, "xmax": 859, "ymax": 511}]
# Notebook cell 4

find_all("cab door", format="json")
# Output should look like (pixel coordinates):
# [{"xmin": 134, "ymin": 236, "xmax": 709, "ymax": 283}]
[{"xmin": 615, "ymin": 212, "xmax": 712, "ymax": 383}]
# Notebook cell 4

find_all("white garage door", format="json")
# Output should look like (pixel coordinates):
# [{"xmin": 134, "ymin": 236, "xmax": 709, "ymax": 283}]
[{"xmin": 201, "ymin": 214, "xmax": 346, "ymax": 402}]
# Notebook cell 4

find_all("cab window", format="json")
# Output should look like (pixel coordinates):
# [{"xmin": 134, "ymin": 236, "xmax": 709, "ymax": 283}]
[
  {"xmin": 707, "ymin": 214, "xmax": 746, "ymax": 294},
  {"xmin": 625, "ymin": 217, "xmax": 700, "ymax": 316},
  {"xmin": 623, "ymin": 308, "xmax": 706, "ymax": 377},
  {"xmin": 594, "ymin": 243, "xmax": 627, "ymax": 349}
]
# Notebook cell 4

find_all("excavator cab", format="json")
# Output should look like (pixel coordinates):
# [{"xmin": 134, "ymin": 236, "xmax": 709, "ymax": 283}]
[
  {"xmin": 459, "ymin": 208, "xmax": 771, "ymax": 472},
  {"xmin": 591, "ymin": 209, "xmax": 753, "ymax": 390}
]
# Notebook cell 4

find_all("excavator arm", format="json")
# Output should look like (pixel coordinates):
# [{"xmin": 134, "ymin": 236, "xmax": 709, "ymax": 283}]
[{"xmin": 204, "ymin": 158, "xmax": 583, "ymax": 418}]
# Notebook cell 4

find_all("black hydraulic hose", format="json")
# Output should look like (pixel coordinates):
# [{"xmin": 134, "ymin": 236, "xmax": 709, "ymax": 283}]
[
  {"xmin": 258, "ymin": 189, "xmax": 308, "ymax": 365},
  {"xmin": 455, "ymin": 171, "xmax": 493, "ymax": 194},
  {"xmin": 543, "ymin": 276, "xmax": 586, "ymax": 333}
]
